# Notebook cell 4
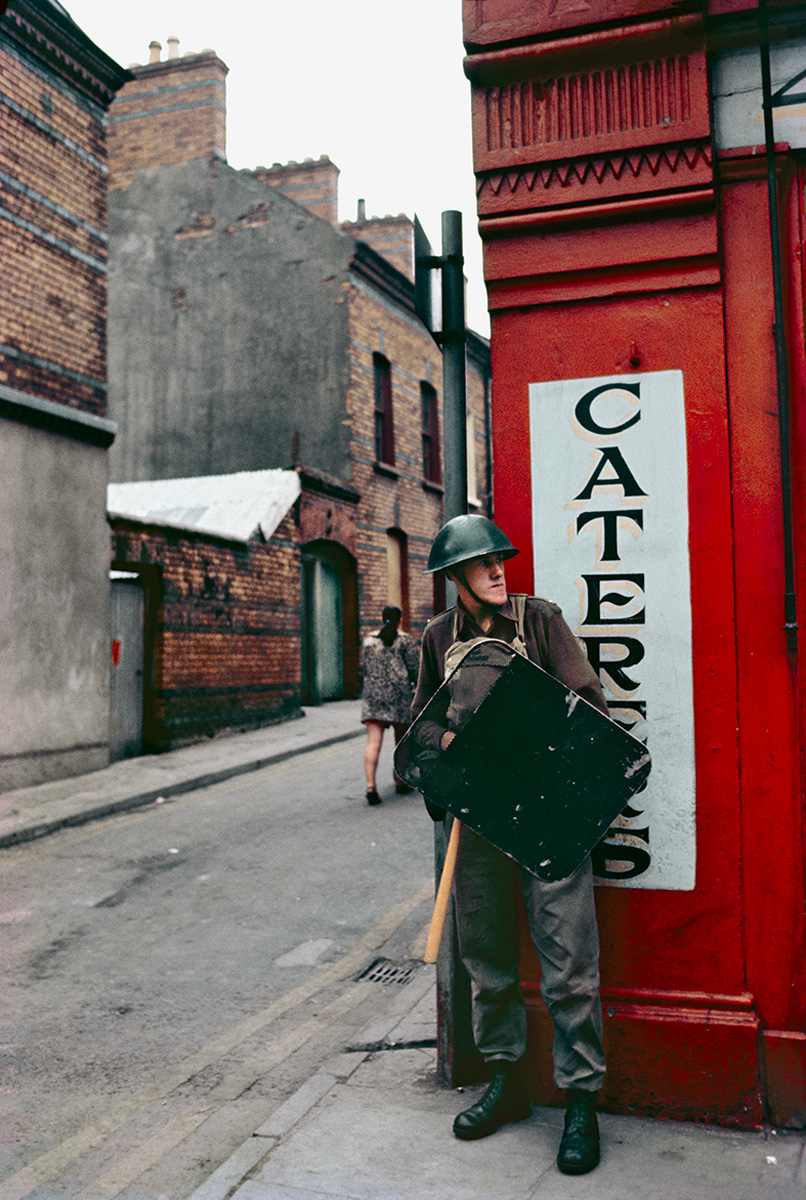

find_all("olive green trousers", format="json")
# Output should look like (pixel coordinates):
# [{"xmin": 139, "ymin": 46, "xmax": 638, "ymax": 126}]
[{"xmin": 452, "ymin": 822, "xmax": 606, "ymax": 1091}]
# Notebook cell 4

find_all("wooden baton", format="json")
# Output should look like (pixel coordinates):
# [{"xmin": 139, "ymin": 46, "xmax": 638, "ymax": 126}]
[{"xmin": 424, "ymin": 819, "xmax": 462, "ymax": 963}]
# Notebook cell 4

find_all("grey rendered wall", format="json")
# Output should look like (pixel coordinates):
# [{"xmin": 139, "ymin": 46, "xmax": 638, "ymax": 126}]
[
  {"xmin": 711, "ymin": 38, "xmax": 806, "ymax": 152},
  {"xmin": 0, "ymin": 420, "xmax": 111, "ymax": 789},
  {"xmin": 107, "ymin": 157, "xmax": 354, "ymax": 483}
]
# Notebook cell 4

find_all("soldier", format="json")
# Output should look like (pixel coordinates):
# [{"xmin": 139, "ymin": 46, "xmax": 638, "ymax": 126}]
[{"xmin": 412, "ymin": 514, "xmax": 607, "ymax": 1175}]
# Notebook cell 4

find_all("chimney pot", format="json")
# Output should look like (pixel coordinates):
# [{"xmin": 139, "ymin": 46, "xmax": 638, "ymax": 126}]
[
  {"xmin": 357, "ymin": 198, "xmax": 366, "ymax": 221},
  {"xmin": 167, "ymin": 35, "xmax": 180, "ymax": 59},
  {"xmin": 148, "ymin": 40, "xmax": 162, "ymax": 63}
]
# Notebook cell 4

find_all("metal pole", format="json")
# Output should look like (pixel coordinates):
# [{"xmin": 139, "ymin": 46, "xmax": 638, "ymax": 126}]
[
  {"xmin": 440, "ymin": 210, "xmax": 468, "ymax": 523},
  {"xmin": 759, "ymin": 0, "xmax": 798, "ymax": 657},
  {"xmin": 433, "ymin": 210, "xmax": 478, "ymax": 1086}
]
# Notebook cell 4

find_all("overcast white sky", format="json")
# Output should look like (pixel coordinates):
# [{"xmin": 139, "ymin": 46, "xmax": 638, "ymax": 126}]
[{"xmin": 62, "ymin": 0, "xmax": 490, "ymax": 337}]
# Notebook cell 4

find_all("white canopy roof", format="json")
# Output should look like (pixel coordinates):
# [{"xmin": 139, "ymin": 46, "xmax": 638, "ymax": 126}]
[{"xmin": 108, "ymin": 469, "xmax": 301, "ymax": 544}]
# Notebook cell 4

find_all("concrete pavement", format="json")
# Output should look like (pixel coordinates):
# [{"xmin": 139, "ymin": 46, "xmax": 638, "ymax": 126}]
[
  {"xmin": 0, "ymin": 700, "xmax": 364, "ymax": 848},
  {"xmin": 2, "ymin": 704, "xmax": 804, "ymax": 1199},
  {"xmin": 188, "ymin": 963, "xmax": 806, "ymax": 1200}
]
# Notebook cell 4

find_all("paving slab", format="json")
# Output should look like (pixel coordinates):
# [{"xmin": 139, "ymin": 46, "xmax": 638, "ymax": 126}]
[
  {"xmin": 243, "ymin": 1083, "xmax": 551, "ymax": 1200},
  {"xmin": 224, "ymin": 980, "xmax": 806, "ymax": 1200},
  {"xmin": 236, "ymin": 1078, "xmax": 806, "ymax": 1200}
]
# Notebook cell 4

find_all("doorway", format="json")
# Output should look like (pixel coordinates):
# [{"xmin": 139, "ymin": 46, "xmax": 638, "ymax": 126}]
[
  {"xmin": 301, "ymin": 542, "xmax": 358, "ymax": 704},
  {"xmin": 109, "ymin": 572, "xmax": 145, "ymax": 759}
]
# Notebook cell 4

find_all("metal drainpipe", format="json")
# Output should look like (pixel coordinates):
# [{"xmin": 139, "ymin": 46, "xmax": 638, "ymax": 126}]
[
  {"xmin": 440, "ymin": 210, "xmax": 468, "ymax": 524},
  {"xmin": 759, "ymin": 0, "xmax": 799, "ymax": 657},
  {"xmin": 483, "ymin": 363, "xmax": 493, "ymax": 518}
]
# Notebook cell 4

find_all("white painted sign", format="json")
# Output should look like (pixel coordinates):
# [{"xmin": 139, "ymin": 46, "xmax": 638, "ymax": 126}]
[{"xmin": 529, "ymin": 372, "xmax": 696, "ymax": 890}]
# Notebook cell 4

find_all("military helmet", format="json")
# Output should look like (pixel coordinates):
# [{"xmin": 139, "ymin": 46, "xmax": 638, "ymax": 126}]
[{"xmin": 425, "ymin": 514, "xmax": 520, "ymax": 574}]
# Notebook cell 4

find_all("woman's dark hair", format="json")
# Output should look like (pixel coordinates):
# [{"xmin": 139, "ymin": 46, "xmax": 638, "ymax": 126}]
[{"xmin": 379, "ymin": 605, "xmax": 402, "ymax": 646}]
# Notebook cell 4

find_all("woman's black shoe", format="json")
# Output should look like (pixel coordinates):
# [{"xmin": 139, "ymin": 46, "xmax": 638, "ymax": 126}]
[
  {"xmin": 366, "ymin": 789, "xmax": 382, "ymax": 806},
  {"xmin": 453, "ymin": 1064, "xmax": 530, "ymax": 1140}
]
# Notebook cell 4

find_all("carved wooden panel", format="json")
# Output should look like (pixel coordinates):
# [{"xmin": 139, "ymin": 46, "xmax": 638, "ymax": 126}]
[{"xmin": 472, "ymin": 48, "xmax": 710, "ymax": 172}]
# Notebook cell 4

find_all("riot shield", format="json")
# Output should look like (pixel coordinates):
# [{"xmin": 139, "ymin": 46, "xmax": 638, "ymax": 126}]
[{"xmin": 395, "ymin": 640, "xmax": 651, "ymax": 881}]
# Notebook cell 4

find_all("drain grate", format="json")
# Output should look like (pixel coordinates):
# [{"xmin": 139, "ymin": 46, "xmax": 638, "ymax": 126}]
[{"xmin": 356, "ymin": 957, "xmax": 417, "ymax": 985}]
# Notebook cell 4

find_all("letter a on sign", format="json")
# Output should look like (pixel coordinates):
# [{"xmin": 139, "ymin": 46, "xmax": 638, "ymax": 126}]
[{"xmin": 529, "ymin": 371, "xmax": 696, "ymax": 890}]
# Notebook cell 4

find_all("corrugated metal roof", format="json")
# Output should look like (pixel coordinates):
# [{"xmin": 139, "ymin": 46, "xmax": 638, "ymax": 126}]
[{"xmin": 108, "ymin": 469, "xmax": 301, "ymax": 543}]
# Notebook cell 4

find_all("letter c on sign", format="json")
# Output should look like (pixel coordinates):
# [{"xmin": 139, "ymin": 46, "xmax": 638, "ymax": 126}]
[{"xmin": 573, "ymin": 383, "xmax": 641, "ymax": 440}]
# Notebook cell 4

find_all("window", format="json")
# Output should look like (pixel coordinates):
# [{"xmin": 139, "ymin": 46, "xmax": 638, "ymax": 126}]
[
  {"xmin": 374, "ymin": 353, "xmax": 395, "ymax": 465},
  {"xmin": 466, "ymin": 411, "xmax": 479, "ymax": 506},
  {"xmin": 421, "ymin": 381, "xmax": 441, "ymax": 484},
  {"xmin": 386, "ymin": 528, "xmax": 409, "ymax": 629}
]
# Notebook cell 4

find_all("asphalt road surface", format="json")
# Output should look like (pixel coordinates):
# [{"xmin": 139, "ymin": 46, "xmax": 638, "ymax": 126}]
[{"xmin": 0, "ymin": 735, "xmax": 435, "ymax": 1200}]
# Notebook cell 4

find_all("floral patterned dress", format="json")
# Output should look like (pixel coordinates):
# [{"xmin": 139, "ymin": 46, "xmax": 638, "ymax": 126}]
[{"xmin": 360, "ymin": 632, "xmax": 420, "ymax": 725}]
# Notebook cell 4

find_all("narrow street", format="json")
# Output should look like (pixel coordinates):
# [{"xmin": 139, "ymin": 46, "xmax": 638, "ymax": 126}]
[{"xmin": 0, "ymin": 737, "xmax": 435, "ymax": 1200}]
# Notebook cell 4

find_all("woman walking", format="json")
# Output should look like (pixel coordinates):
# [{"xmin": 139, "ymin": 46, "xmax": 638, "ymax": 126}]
[{"xmin": 361, "ymin": 606, "xmax": 420, "ymax": 805}]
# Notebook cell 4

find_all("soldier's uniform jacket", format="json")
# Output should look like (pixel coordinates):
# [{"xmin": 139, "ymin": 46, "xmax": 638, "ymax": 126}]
[{"xmin": 411, "ymin": 595, "xmax": 608, "ymax": 750}]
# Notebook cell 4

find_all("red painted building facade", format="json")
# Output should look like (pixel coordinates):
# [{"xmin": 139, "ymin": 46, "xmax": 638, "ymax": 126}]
[{"xmin": 463, "ymin": 0, "xmax": 806, "ymax": 1126}]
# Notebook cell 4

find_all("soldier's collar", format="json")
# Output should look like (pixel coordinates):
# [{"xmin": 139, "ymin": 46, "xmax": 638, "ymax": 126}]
[
  {"xmin": 457, "ymin": 596, "xmax": 515, "ymax": 635},
  {"xmin": 497, "ymin": 597, "xmax": 517, "ymax": 621}
]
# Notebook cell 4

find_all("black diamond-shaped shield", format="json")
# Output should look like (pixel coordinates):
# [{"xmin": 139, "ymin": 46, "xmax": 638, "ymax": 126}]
[{"xmin": 395, "ymin": 641, "xmax": 651, "ymax": 881}]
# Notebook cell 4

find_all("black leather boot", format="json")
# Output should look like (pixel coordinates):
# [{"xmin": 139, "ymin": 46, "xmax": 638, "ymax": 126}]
[
  {"xmin": 453, "ymin": 1062, "xmax": 531, "ymax": 1140},
  {"xmin": 557, "ymin": 1089, "xmax": 600, "ymax": 1174}
]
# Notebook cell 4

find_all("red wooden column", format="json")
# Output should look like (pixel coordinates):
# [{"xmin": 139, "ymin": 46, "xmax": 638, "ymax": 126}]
[
  {"xmin": 463, "ymin": 0, "xmax": 806, "ymax": 1126},
  {"xmin": 720, "ymin": 149, "xmax": 806, "ymax": 1126}
]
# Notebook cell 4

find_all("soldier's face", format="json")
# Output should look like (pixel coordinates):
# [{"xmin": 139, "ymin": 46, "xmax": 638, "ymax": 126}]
[{"xmin": 460, "ymin": 553, "xmax": 508, "ymax": 607}]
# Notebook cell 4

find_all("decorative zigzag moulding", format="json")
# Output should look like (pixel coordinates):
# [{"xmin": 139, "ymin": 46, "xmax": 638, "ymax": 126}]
[
  {"xmin": 476, "ymin": 142, "xmax": 714, "ymax": 214},
  {"xmin": 481, "ymin": 142, "xmax": 712, "ymax": 194}
]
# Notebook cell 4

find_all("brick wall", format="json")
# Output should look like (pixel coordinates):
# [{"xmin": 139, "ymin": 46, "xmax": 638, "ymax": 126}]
[
  {"xmin": 0, "ymin": 3, "xmax": 125, "ymax": 417},
  {"xmin": 107, "ymin": 46, "xmax": 227, "ymax": 191},
  {"xmin": 346, "ymin": 281, "xmax": 491, "ymax": 645},
  {"xmin": 342, "ymin": 213, "xmax": 414, "ymax": 281},
  {"xmin": 252, "ymin": 157, "xmax": 339, "ymax": 226},
  {"xmin": 297, "ymin": 471, "xmax": 359, "ymax": 557},
  {"xmin": 111, "ymin": 511, "xmax": 302, "ymax": 748}
]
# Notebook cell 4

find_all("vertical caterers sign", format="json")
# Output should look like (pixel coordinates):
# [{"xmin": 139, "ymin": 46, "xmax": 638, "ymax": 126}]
[{"xmin": 529, "ymin": 372, "xmax": 696, "ymax": 890}]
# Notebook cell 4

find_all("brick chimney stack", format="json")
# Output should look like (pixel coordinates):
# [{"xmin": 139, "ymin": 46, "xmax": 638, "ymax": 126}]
[
  {"xmin": 342, "ymin": 205, "xmax": 415, "ymax": 281},
  {"xmin": 252, "ymin": 157, "xmax": 340, "ymax": 226},
  {"xmin": 107, "ymin": 39, "xmax": 228, "ymax": 191}
]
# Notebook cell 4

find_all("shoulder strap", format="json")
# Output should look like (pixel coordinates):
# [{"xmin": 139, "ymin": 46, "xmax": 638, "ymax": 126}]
[{"xmin": 512, "ymin": 594, "xmax": 527, "ymax": 643}]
